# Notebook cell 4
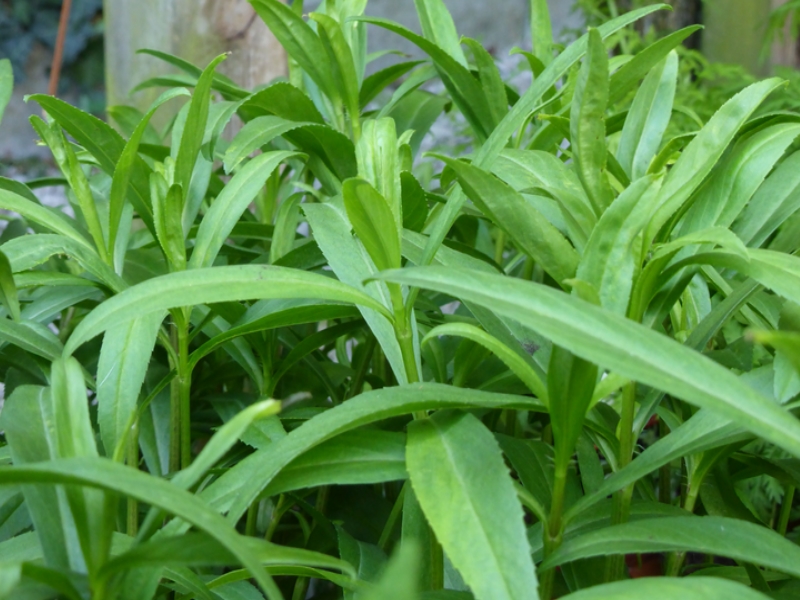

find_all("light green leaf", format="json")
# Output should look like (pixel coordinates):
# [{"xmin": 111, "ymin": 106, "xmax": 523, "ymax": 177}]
[
  {"xmin": 0, "ymin": 250, "xmax": 20, "ymax": 321},
  {"xmin": 96, "ymin": 312, "xmax": 164, "ymax": 457},
  {"xmin": 407, "ymin": 411, "xmax": 538, "ymax": 600},
  {"xmin": 0, "ymin": 458, "xmax": 282, "ymax": 599},
  {"xmin": 249, "ymin": 0, "xmax": 338, "ymax": 103},
  {"xmin": 265, "ymin": 428, "xmax": 406, "ymax": 496},
  {"xmin": 571, "ymin": 28, "xmax": 613, "ymax": 215},
  {"xmin": 617, "ymin": 51, "xmax": 678, "ymax": 180},
  {"xmin": 432, "ymin": 155, "xmax": 578, "ymax": 286},
  {"xmin": 223, "ymin": 116, "xmax": 314, "ymax": 173},
  {"xmin": 645, "ymin": 78, "xmax": 784, "ymax": 245},
  {"xmin": 174, "ymin": 54, "xmax": 227, "ymax": 195},
  {"xmin": 413, "ymin": 0, "xmax": 467, "ymax": 67},
  {"xmin": 376, "ymin": 266, "xmax": 800, "ymax": 462},
  {"xmin": 357, "ymin": 118, "xmax": 403, "ymax": 238},
  {"xmin": 152, "ymin": 182, "xmax": 186, "ymax": 271},
  {"xmin": 492, "ymin": 149, "xmax": 595, "ymax": 251},
  {"xmin": 679, "ymin": 122, "xmax": 800, "ymax": 236},
  {"xmin": 734, "ymin": 151, "xmax": 800, "ymax": 247},
  {"xmin": 0, "ymin": 189, "xmax": 87, "ymax": 248},
  {"xmin": 108, "ymin": 88, "xmax": 188, "ymax": 261},
  {"xmin": 0, "ymin": 58, "xmax": 12, "ymax": 125},
  {"xmin": 530, "ymin": 0, "xmax": 553, "ymax": 66},
  {"xmin": 270, "ymin": 193, "xmax": 304, "ymax": 264},
  {"xmin": 422, "ymin": 323, "xmax": 546, "ymax": 401},
  {"xmin": 542, "ymin": 516, "xmax": 800, "ymax": 578},
  {"xmin": 0, "ymin": 318, "xmax": 63, "ymax": 361},
  {"xmin": 559, "ymin": 577, "xmax": 770, "ymax": 600},
  {"xmin": 304, "ymin": 200, "xmax": 407, "ymax": 382},
  {"xmin": 29, "ymin": 95, "xmax": 155, "ymax": 234},
  {"xmin": 343, "ymin": 178, "xmax": 401, "ymax": 272},
  {"xmin": 190, "ymin": 151, "xmax": 302, "ymax": 269},
  {"xmin": 65, "ymin": 265, "xmax": 391, "ymax": 354},
  {"xmin": 0, "ymin": 234, "xmax": 126, "ymax": 292},
  {"xmin": 310, "ymin": 12, "xmax": 361, "ymax": 133},
  {"xmin": 577, "ymin": 175, "xmax": 662, "ymax": 315},
  {"xmin": 360, "ymin": 541, "xmax": 419, "ymax": 600},
  {"xmin": 203, "ymin": 384, "xmax": 542, "ymax": 525}
]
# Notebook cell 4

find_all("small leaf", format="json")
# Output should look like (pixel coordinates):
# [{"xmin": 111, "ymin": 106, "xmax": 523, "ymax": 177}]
[
  {"xmin": 152, "ymin": 182, "xmax": 187, "ymax": 271},
  {"xmin": 343, "ymin": 178, "xmax": 401, "ymax": 272},
  {"xmin": 401, "ymin": 171, "xmax": 429, "ymax": 233}
]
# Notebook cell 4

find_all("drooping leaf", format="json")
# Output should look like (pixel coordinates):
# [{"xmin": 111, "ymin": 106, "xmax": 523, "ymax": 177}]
[
  {"xmin": 377, "ymin": 267, "xmax": 800, "ymax": 461},
  {"xmin": 558, "ymin": 577, "xmax": 770, "ymax": 600},
  {"xmin": 65, "ymin": 265, "xmax": 391, "ymax": 354}
]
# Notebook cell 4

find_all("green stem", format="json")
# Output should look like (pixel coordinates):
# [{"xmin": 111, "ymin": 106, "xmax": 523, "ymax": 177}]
[
  {"xmin": 665, "ymin": 483, "xmax": 701, "ymax": 576},
  {"xmin": 378, "ymin": 485, "xmax": 406, "ymax": 551},
  {"xmin": 605, "ymin": 382, "xmax": 637, "ymax": 582},
  {"xmin": 126, "ymin": 422, "xmax": 139, "ymax": 536},
  {"xmin": 177, "ymin": 309, "xmax": 192, "ymax": 470},
  {"xmin": 168, "ymin": 322, "xmax": 181, "ymax": 474},
  {"xmin": 539, "ymin": 462, "xmax": 568, "ymax": 600}
]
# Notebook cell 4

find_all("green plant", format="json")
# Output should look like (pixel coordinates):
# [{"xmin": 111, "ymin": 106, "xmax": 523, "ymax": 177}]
[{"xmin": 2, "ymin": 1, "xmax": 800, "ymax": 599}]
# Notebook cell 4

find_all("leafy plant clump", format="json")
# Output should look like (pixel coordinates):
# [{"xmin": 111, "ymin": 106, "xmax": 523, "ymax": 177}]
[{"xmin": 3, "ymin": 1, "xmax": 800, "ymax": 599}]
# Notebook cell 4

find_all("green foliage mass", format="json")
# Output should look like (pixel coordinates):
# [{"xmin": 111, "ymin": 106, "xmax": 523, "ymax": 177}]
[{"xmin": 3, "ymin": 1, "xmax": 800, "ymax": 599}]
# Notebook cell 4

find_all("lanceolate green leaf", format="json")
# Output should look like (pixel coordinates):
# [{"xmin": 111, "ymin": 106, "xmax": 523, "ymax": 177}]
[
  {"xmin": 542, "ymin": 516, "xmax": 800, "ymax": 577},
  {"xmin": 28, "ymin": 95, "xmax": 155, "ymax": 234},
  {"xmin": 734, "ymin": 150, "xmax": 800, "ymax": 247},
  {"xmin": 343, "ymin": 178, "xmax": 401, "ymax": 272},
  {"xmin": 108, "ymin": 88, "xmax": 189, "ymax": 261},
  {"xmin": 190, "ymin": 151, "xmax": 302, "ymax": 269},
  {"xmin": 407, "ymin": 411, "xmax": 538, "ymax": 600},
  {"xmin": 530, "ymin": 0, "xmax": 554, "ymax": 66},
  {"xmin": 0, "ymin": 250, "xmax": 20, "ymax": 322},
  {"xmin": 432, "ymin": 155, "xmax": 579, "ymax": 286},
  {"xmin": 559, "ymin": 578, "xmax": 770, "ymax": 600},
  {"xmin": 0, "ymin": 458, "xmax": 283, "ymax": 599},
  {"xmin": 249, "ymin": 0, "xmax": 338, "ymax": 104},
  {"xmin": 304, "ymin": 200, "xmax": 407, "ymax": 382},
  {"xmin": 422, "ymin": 323, "xmax": 547, "ymax": 401},
  {"xmin": 96, "ymin": 313, "xmax": 164, "ymax": 457},
  {"xmin": 377, "ymin": 267, "xmax": 800, "ymax": 461},
  {"xmin": 571, "ymin": 28, "xmax": 613, "ymax": 215},
  {"xmin": 0, "ymin": 234, "xmax": 125, "ymax": 292},
  {"xmin": 617, "ymin": 51, "xmax": 678, "ymax": 180},
  {"xmin": 65, "ymin": 265, "xmax": 391, "ymax": 354},
  {"xmin": 0, "ymin": 187, "xmax": 88, "ymax": 247},
  {"xmin": 223, "ymin": 116, "xmax": 315, "ymax": 173},
  {"xmin": 174, "ymin": 54, "xmax": 227, "ymax": 196},
  {"xmin": 0, "ymin": 58, "xmax": 11, "ymax": 124},
  {"xmin": 421, "ymin": 4, "xmax": 669, "ymax": 265},
  {"xmin": 310, "ymin": 12, "xmax": 361, "ymax": 134},
  {"xmin": 203, "ymin": 384, "xmax": 543, "ymax": 523},
  {"xmin": 644, "ymin": 78, "xmax": 784, "ymax": 245},
  {"xmin": 679, "ymin": 122, "xmax": 800, "ymax": 235},
  {"xmin": 413, "ymin": 0, "xmax": 468, "ymax": 67},
  {"xmin": 0, "ymin": 318, "xmax": 63, "ymax": 361}
]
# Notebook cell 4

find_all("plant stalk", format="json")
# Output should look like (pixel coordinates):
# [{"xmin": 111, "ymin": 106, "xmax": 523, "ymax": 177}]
[
  {"xmin": 539, "ymin": 461, "xmax": 569, "ymax": 600},
  {"xmin": 605, "ymin": 382, "xmax": 637, "ymax": 582},
  {"xmin": 778, "ymin": 485, "xmax": 796, "ymax": 536}
]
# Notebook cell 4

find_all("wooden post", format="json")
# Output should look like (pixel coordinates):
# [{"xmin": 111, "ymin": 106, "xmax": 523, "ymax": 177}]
[{"xmin": 103, "ymin": 0, "xmax": 286, "ymax": 112}]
